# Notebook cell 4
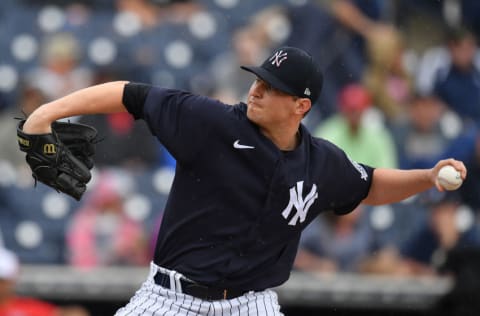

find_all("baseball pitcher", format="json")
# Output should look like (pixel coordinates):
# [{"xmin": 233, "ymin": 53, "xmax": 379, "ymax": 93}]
[{"xmin": 19, "ymin": 47, "xmax": 467, "ymax": 315}]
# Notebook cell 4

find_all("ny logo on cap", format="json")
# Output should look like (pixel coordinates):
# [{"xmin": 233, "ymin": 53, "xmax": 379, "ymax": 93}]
[{"xmin": 269, "ymin": 50, "xmax": 288, "ymax": 67}]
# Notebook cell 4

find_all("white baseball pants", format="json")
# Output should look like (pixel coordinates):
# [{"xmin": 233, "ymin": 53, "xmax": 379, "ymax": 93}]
[{"xmin": 114, "ymin": 263, "xmax": 284, "ymax": 316}]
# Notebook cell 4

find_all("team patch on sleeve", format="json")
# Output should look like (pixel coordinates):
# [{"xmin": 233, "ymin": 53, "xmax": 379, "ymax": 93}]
[{"xmin": 348, "ymin": 157, "xmax": 368, "ymax": 181}]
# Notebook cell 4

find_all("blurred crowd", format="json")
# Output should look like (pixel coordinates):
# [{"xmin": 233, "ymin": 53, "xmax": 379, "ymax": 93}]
[
  {"xmin": 1, "ymin": 0, "xmax": 480, "ymax": 306},
  {"xmin": 0, "ymin": 247, "xmax": 90, "ymax": 316}
]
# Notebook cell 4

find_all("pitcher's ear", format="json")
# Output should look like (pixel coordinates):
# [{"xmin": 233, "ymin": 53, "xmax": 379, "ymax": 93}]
[{"xmin": 295, "ymin": 98, "xmax": 311, "ymax": 116}]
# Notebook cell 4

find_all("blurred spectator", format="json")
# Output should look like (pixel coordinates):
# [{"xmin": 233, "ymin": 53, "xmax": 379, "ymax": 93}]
[
  {"xmin": 415, "ymin": 27, "xmax": 480, "ymax": 95},
  {"xmin": 433, "ymin": 27, "xmax": 480, "ymax": 126},
  {"xmin": 0, "ymin": 247, "xmax": 90, "ymax": 316},
  {"xmin": 358, "ymin": 245, "xmax": 411, "ymax": 276},
  {"xmin": 392, "ymin": 94, "xmax": 455, "ymax": 169},
  {"xmin": 393, "ymin": 0, "xmax": 447, "ymax": 51},
  {"xmin": 0, "ymin": 85, "xmax": 46, "ymax": 169},
  {"xmin": 25, "ymin": 32, "xmax": 93, "ymax": 104},
  {"xmin": 121, "ymin": 0, "xmax": 203, "ymax": 25},
  {"xmin": 249, "ymin": 1, "xmax": 394, "ymax": 123},
  {"xmin": 400, "ymin": 191, "xmax": 480, "ymax": 276},
  {"xmin": 115, "ymin": 0, "xmax": 205, "ymax": 30},
  {"xmin": 295, "ymin": 205, "xmax": 382, "ymax": 273},
  {"xmin": 239, "ymin": 2, "xmax": 334, "ymax": 124},
  {"xmin": 209, "ymin": 25, "xmax": 270, "ymax": 103},
  {"xmin": 155, "ymin": 0, "xmax": 203, "ymax": 25},
  {"xmin": 288, "ymin": 1, "xmax": 400, "ymax": 125},
  {"xmin": 393, "ymin": 91, "xmax": 478, "ymax": 173},
  {"xmin": 314, "ymin": 83, "xmax": 397, "ymax": 168},
  {"xmin": 328, "ymin": 0, "xmax": 394, "ymax": 80},
  {"xmin": 78, "ymin": 70, "xmax": 158, "ymax": 169},
  {"xmin": 286, "ymin": 1, "xmax": 338, "ymax": 123},
  {"xmin": 360, "ymin": 191, "xmax": 480, "ymax": 277},
  {"xmin": 78, "ymin": 113, "xmax": 158, "ymax": 169},
  {"xmin": 363, "ymin": 26, "xmax": 413, "ymax": 122},
  {"xmin": 66, "ymin": 169, "xmax": 149, "ymax": 267},
  {"xmin": 115, "ymin": 0, "xmax": 160, "ymax": 28}
]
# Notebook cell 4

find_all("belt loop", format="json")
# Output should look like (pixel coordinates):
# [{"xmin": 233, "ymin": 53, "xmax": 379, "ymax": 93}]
[
  {"xmin": 174, "ymin": 273, "xmax": 183, "ymax": 293},
  {"xmin": 169, "ymin": 271, "xmax": 176, "ymax": 291},
  {"xmin": 150, "ymin": 263, "xmax": 158, "ymax": 280},
  {"xmin": 151, "ymin": 263, "xmax": 162, "ymax": 286}
]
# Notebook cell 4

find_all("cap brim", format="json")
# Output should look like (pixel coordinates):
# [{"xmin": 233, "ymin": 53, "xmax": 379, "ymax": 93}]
[{"xmin": 240, "ymin": 66, "xmax": 296, "ymax": 96}]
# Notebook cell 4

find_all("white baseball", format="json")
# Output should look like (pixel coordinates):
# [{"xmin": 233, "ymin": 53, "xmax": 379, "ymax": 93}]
[{"xmin": 437, "ymin": 165, "xmax": 463, "ymax": 191}]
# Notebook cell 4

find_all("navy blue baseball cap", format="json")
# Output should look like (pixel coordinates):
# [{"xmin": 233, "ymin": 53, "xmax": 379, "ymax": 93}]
[{"xmin": 241, "ymin": 46, "xmax": 323, "ymax": 103}]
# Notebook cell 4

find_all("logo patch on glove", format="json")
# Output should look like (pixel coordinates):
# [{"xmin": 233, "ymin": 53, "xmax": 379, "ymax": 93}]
[
  {"xmin": 18, "ymin": 136, "xmax": 30, "ymax": 147},
  {"xmin": 43, "ymin": 143, "xmax": 56, "ymax": 155}
]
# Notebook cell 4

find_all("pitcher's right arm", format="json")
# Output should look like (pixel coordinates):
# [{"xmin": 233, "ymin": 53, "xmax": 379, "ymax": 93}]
[{"xmin": 23, "ymin": 81, "xmax": 129, "ymax": 134}]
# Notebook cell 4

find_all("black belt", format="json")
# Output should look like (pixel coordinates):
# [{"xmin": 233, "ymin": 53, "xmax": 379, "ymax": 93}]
[{"xmin": 153, "ymin": 270, "xmax": 246, "ymax": 301}]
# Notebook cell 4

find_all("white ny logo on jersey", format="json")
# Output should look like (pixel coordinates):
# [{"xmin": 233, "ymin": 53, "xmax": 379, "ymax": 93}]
[
  {"xmin": 281, "ymin": 181, "xmax": 318, "ymax": 226},
  {"xmin": 269, "ymin": 50, "xmax": 288, "ymax": 67}
]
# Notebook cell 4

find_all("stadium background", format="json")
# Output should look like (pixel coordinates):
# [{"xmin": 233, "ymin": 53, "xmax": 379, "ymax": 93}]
[{"xmin": 1, "ymin": 0, "xmax": 480, "ymax": 315}]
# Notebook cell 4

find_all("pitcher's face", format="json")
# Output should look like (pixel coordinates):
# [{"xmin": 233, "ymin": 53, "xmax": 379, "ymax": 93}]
[{"xmin": 246, "ymin": 78, "xmax": 299, "ymax": 127}]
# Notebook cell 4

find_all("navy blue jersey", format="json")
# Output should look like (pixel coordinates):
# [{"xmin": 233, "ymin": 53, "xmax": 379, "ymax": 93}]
[{"xmin": 122, "ymin": 83, "xmax": 374, "ymax": 291}]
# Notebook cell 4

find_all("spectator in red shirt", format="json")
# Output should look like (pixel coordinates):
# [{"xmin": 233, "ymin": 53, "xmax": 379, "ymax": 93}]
[{"xmin": 0, "ymin": 248, "xmax": 89, "ymax": 316}]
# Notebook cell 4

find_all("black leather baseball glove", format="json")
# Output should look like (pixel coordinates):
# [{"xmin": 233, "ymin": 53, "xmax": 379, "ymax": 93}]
[
  {"xmin": 51, "ymin": 121, "xmax": 98, "ymax": 170},
  {"xmin": 17, "ymin": 120, "xmax": 98, "ymax": 200}
]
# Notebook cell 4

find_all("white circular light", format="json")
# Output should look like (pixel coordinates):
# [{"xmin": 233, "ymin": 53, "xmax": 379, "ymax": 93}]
[
  {"xmin": 456, "ymin": 205, "xmax": 474, "ymax": 233},
  {"xmin": 165, "ymin": 41, "xmax": 192, "ymax": 69},
  {"xmin": 124, "ymin": 194, "xmax": 152, "ymax": 222},
  {"xmin": 0, "ymin": 161, "xmax": 17, "ymax": 187},
  {"xmin": 14, "ymin": 168, "xmax": 35, "ymax": 188},
  {"xmin": 440, "ymin": 111, "xmax": 462, "ymax": 139},
  {"xmin": 15, "ymin": 221, "xmax": 43, "ymax": 249},
  {"xmin": 42, "ymin": 192, "xmax": 70, "ymax": 219},
  {"xmin": 38, "ymin": 6, "xmax": 66, "ymax": 33},
  {"xmin": 111, "ymin": 169, "xmax": 135, "ymax": 197},
  {"xmin": 113, "ymin": 11, "xmax": 142, "ymax": 37},
  {"xmin": 0, "ymin": 65, "xmax": 18, "ymax": 92},
  {"xmin": 11, "ymin": 34, "xmax": 38, "ymax": 62},
  {"xmin": 361, "ymin": 107, "xmax": 385, "ymax": 130},
  {"xmin": 370, "ymin": 205, "xmax": 394, "ymax": 231},
  {"xmin": 88, "ymin": 37, "xmax": 117, "ymax": 65},
  {"xmin": 265, "ymin": 15, "xmax": 291, "ymax": 44},
  {"xmin": 189, "ymin": 12, "xmax": 216, "ymax": 40},
  {"xmin": 214, "ymin": 0, "xmax": 239, "ymax": 9},
  {"xmin": 152, "ymin": 167, "xmax": 175, "ymax": 194}
]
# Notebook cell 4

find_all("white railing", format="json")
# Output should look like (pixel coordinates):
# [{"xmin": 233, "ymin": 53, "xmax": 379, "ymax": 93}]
[{"xmin": 16, "ymin": 265, "xmax": 453, "ymax": 310}]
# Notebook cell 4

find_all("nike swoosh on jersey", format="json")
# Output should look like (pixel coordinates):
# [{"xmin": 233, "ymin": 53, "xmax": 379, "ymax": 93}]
[{"xmin": 233, "ymin": 140, "xmax": 255, "ymax": 149}]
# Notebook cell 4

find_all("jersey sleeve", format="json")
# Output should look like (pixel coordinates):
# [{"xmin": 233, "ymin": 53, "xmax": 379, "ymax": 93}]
[
  {"xmin": 319, "ymin": 140, "xmax": 374, "ymax": 215},
  {"xmin": 122, "ymin": 82, "xmax": 151, "ymax": 120},
  {"xmin": 122, "ymin": 82, "xmax": 229, "ymax": 164}
]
